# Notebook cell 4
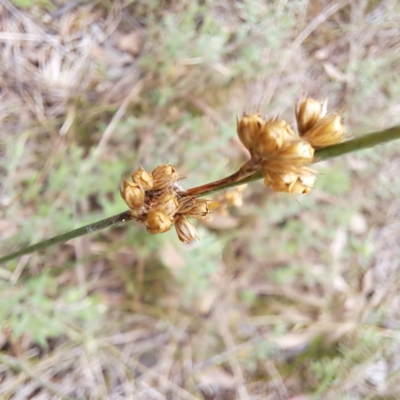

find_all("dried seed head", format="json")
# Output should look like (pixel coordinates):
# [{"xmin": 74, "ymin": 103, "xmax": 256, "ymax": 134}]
[
  {"xmin": 145, "ymin": 210, "xmax": 173, "ymax": 234},
  {"xmin": 129, "ymin": 208, "xmax": 145, "ymax": 219},
  {"xmin": 293, "ymin": 170, "xmax": 317, "ymax": 193},
  {"xmin": 175, "ymin": 216, "xmax": 197, "ymax": 243},
  {"xmin": 261, "ymin": 159, "xmax": 288, "ymax": 177},
  {"xmin": 263, "ymin": 169, "xmax": 297, "ymax": 193},
  {"xmin": 120, "ymin": 178, "xmax": 145, "ymax": 209},
  {"xmin": 175, "ymin": 197, "xmax": 196, "ymax": 215},
  {"xmin": 296, "ymin": 97, "xmax": 327, "ymax": 135},
  {"xmin": 303, "ymin": 114, "xmax": 345, "ymax": 148},
  {"xmin": 261, "ymin": 157, "xmax": 300, "ymax": 176},
  {"xmin": 278, "ymin": 139, "xmax": 315, "ymax": 164},
  {"xmin": 263, "ymin": 170, "xmax": 280, "ymax": 189},
  {"xmin": 253, "ymin": 119, "xmax": 296, "ymax": 158},
  {"xmin": 131, "ymin": 167, "xmax": 153, "ymax": 191},
  {"xmin": 155, "ymin": 190, "xmax": 178, "ymax": 217},
  {"xmin": 263, "ymin": 166, "xmax": 316, "ymax": 194},
  {"xmin": 152, "ymin": 163, "xmax": 178, "ymax": 190},
  {"xmin": 236, "ymin": 113, "xmax": 265, "ymax": 151},
  {"xmin": 184, "ymin": 199, "xmax": 209, "ymax": 219}
]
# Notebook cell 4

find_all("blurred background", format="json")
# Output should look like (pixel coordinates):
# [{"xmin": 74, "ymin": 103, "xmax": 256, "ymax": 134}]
[{"xmin": 1, "ymin": 0, "xmax": 400, "ymax": 398}]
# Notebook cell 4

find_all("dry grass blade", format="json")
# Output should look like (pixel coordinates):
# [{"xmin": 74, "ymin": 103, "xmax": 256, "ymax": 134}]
[{"xmin": 0, "ymin": 354, "xmax": 76, "ymax": 400}]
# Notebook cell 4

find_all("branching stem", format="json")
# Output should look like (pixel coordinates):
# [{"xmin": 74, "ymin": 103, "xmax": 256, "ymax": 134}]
[{"xmin": 1, "ymin": 126, "xmax": 400, "ymax": 265}]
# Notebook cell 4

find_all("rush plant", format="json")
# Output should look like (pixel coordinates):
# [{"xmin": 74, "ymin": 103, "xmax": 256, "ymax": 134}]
[{"xmin": 1, "ymin": 97, "xmax": 400, "ymax": 263}]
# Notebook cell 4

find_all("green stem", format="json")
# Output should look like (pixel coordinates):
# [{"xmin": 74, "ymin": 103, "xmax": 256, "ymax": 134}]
[
  {"xmin": 315, "ymin": 125, "xmax": 400, "ymax": 160},
  {"xmin": 1, "ymin": 126, "xmax": 399, "ymax": 265},
  {"xmin": 0, "ymin": 211, "xmax": 133, "ymax": 264}
]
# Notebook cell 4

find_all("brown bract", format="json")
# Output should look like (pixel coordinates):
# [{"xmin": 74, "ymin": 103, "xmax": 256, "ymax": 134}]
[
  {"xmin": 296, "ymin": 97, "xmax": 327, "ymax": 135},
  {"xmin": 303, "ymin": 114, "xmax": 345, "ymax": 148},
  {"xmin": 236, "ymin": 113, "xmax": 264, "ymax": 152},
  {"xmin": 120, "ymin": 178, "xmax": 145, "ymax": 208},
  {"xmin": 174, "ymin": 216, "xmax": 197, "ymax": 243},
  {"xmin": 146, "ymin": 210, "xmax": 173, "ymax": 234},
  {"xmin": 277, "ymin": 140, "xmax": 315, "ymax": 164},
  {"xmin": 152, "ymin": 163, "xmax": 179, "ymax": 190},
  {"xmin": 155, "ymin": 190, "xmax": 179, "ymax": 218},
  {"xmin": 183, "ymin": 199, "xmax": 209, "ymax": 219},
  {"xmin": 253, "ymin": 119, "xmax": 296, "ymax": 158},
  {"xmin": 263, "ymin": 167, "xmax": 316, "ymax": 194},
  {"xmin": 131, "ymin": 167, "xmax": 153, "ymax": 190}
]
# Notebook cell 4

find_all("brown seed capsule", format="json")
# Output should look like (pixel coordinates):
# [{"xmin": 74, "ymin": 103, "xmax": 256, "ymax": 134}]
[
  {"xmin": 175, "ymin": 197, "xmax": 196, "ymax": 215},
  {"xmin": 129, "ymin": 208, "xmax": 145, "ymax": 219},
  {"xmin": 296, "ymin": 97, "xmax": 327, "ymax": 136},
  {"xmin": 236, "ymin": 113, "xmax": 265, "ymax": 151},
  {"xmin": 292, "ymin": 170, "xmax": 317, "ymax": 194},
  {"xmin": 184, "ymin": 199, "xmax": 209, "ymax": 219},
  {"xmin": 120, "ymin": 178, "xmax": 145, "ymax": 209},
  {"xmin": 175, "ymin": 216, "xmax": 197, "ymax": 243},
  {"xmin": 278, "ymin": 139, "xmax": 315, "ymax": 164},
  {"xmin": 303, "ymin": 114, "xmax": 345, "ymax": 148},
  {"xmin": 263, "ymin": 171, "xmax": 291, "ymax": 193},
  {"xmin": 154, "ymin": 190, "xmax": 178, "ymax": 217},
  {"xmin": 131, "ymin": 167, "xmax": 153, "ymax": 191},
  {"xmin": 263, "ymin": 165, "xmax": 316, "ymax": 194},
  {"xmin": 261, "ymin": 159, "xmax": 298, "ymax": 177},
  {"xmin": 145, "ymin": 210, "xmax": 173, "ymax": 234},
  {"xmin": 263, "ymin": 170, "xmax": 278, "ymax": 188},
  {"xmin": 253, "ymin": 119, "xmax": 296, "ymax": 158},
  {"xmin": 152, "ymin": 163, "xmax": 178, "ymax": 190}
]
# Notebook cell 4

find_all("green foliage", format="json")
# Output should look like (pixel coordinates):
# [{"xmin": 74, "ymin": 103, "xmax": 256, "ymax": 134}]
[
  {"xmin": 316, "ymin": 165, "xmax": 352, "ymax": 196},
  {"xmin": 177, "ymin": 228, "xmax": 225, "ymax": 301},
  {"xmin": 268, "ymin": 264, "xmax": 298, "ymax": 285},
  {"xmin": 0, "ymin": 273, "xmax": 102, "ymax": 347},
  {"xmin": 11, "ymin": 0, "xmax": 52, "ymax": 9},
  {"xmin": 310, "ymin": 356, "xmax": 342, "ymax": 395},
  {"xmin": 10, "ymin": 0, "xmax": 34, "ymax": 8}
]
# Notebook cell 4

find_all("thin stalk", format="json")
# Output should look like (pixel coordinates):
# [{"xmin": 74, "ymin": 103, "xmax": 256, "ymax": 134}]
[
  {"xmin": 181, "ymin": 159, "xmax": 259, "ymax": 198},
  {"xmin": 315, "ymin": 125, "xmax": 400, "ymax": 160},
  {"xmin": 1, "ymin": 126, "xmax": 400, "ymax": 265},
  {"xmin": 0, "ymin": 211, "xmax": 133, "ymax": 264}
]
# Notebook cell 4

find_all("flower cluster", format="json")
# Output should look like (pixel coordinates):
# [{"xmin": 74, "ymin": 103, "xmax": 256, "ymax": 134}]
[
  {"xmin": 120, "ymin": 164, "xmax": 209, "ymax": 243},
  {"xmin": 237, "ymin": 97, "xmax": 345, "ymax": 194},
  {"xmin": 120, "ymin": 97, "xmax": 345, "ymax": 242}
]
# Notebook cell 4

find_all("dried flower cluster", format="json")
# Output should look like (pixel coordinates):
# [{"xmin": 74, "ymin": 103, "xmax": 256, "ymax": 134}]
[
  {"xmin": 120, "ymin": 164, "xmax": 209, "ymax": 243},
  {"xmin": 237, "ymin": 97, "xmax": 345, "ymax": 194},
  {"xmin": 120, "ymin": 97, "xmax": 345, "ymax": 243}
]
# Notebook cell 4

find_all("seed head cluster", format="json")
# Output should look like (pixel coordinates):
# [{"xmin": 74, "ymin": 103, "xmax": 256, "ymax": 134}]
[
  {"xmin": 121, "ymin": 97, "xmax": 345, "ymax": 242},
  {"xmin": 237, "ymin": 97, "xmax": 345, "ymax": 194},
  {"xmin": 120, "ymin": 164, "xmax": 209, "ymax": 243}
]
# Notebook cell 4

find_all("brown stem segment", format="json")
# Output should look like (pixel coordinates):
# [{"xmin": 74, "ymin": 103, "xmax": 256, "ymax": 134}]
[
  {"xmin": 182, "ymin": 160, "xmax": 259, "ymax": 198},
  {"xmin": 182, "ymin": 172, "xmax": 241, "ymax": 198}
]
